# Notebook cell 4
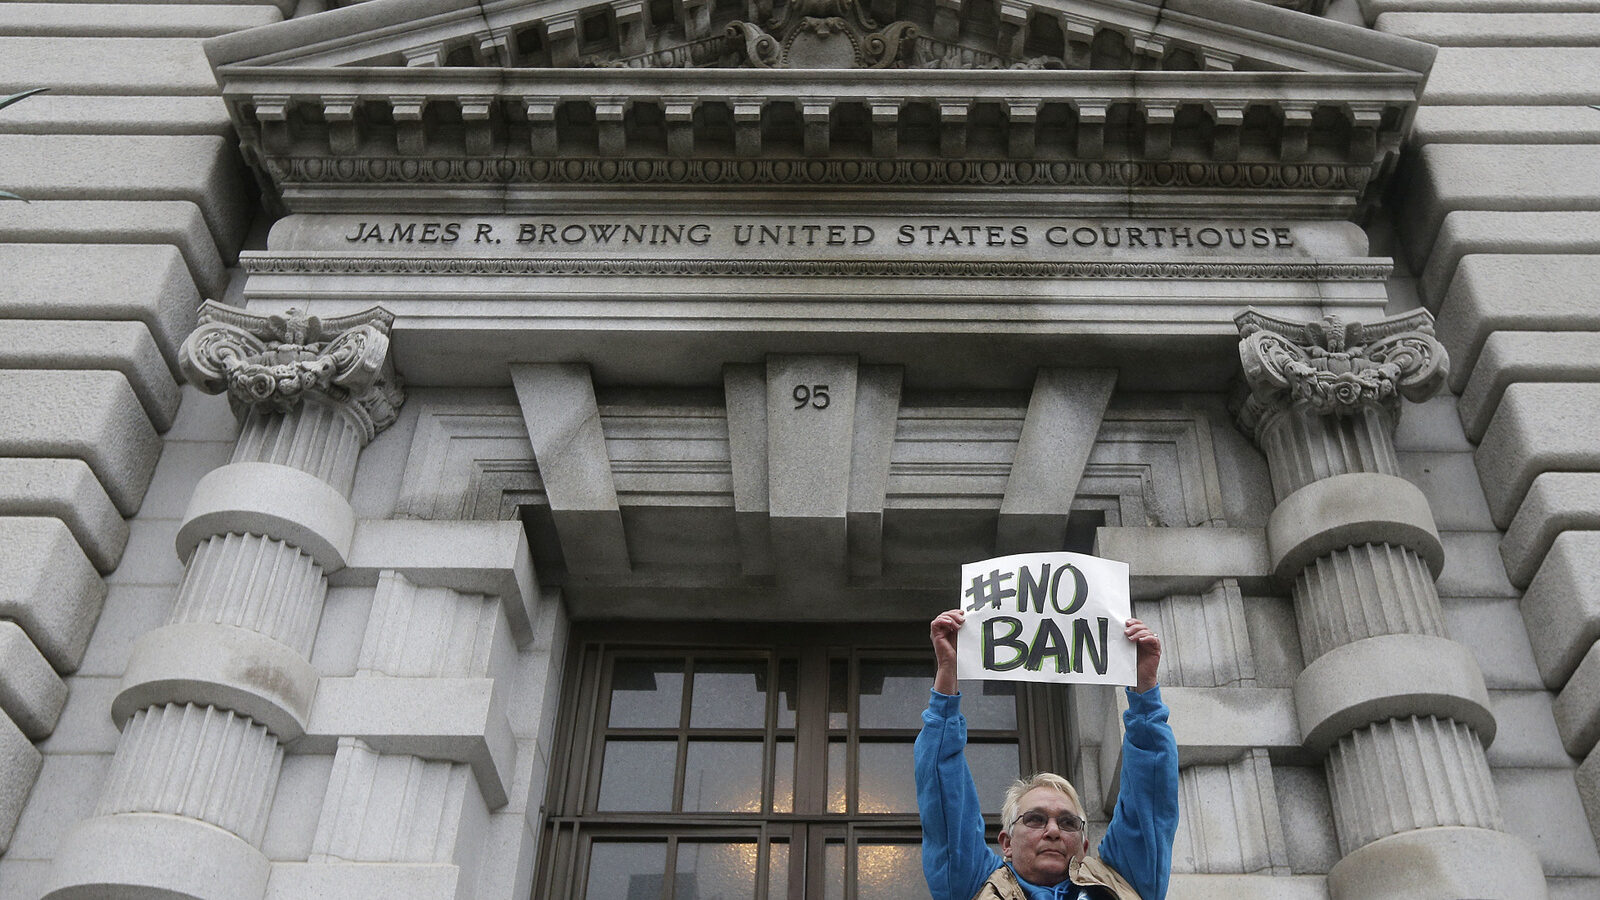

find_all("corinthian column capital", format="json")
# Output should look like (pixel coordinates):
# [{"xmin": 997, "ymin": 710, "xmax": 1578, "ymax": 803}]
[
  {"xmin": 1233, "ymin": 308, "xmax": 1449, "ymax": 440},
  {"xmin": 179, "ymin": 300, "xmax": 404, "ymax": 443}
]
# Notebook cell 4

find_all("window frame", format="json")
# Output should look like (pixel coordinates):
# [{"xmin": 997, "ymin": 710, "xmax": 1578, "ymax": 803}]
[{"xmin": 532, "ymin": 621, "xmax": 1076, "ymax": 900}]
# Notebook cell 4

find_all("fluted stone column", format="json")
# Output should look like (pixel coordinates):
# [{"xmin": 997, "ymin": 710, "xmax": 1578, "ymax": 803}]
[
  {"xmin": 44, "ymin": 301, "xmax": 403, "ymax": 900},
  {"xmin": 1233, "ymin": 309, "xmax": 1547, "ymax": 900}
]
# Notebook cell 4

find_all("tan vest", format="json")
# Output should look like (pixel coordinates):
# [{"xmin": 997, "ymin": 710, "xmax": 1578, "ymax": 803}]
[{"xmin": 970, "ymin": 857, "xmax": 1143, "ymax": 900}]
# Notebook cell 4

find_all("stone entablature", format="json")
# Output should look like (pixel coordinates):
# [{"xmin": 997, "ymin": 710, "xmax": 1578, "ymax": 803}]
[
  {"xmin": 206, "ymin": 0, "xmax": 1433, "ymax": 214},
  {"xmin": 235, "ymin": 214, "xmax": 1392, "ymax": 388}
]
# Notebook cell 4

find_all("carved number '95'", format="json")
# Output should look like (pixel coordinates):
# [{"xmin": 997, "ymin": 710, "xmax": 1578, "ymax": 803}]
[{"xmin": 793, "ymin": 384, "xmax": 830, "ymax": 410}]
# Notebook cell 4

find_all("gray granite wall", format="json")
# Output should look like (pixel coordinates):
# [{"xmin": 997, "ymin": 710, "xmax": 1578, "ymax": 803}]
[
  {"xmin": 2, "ymin": 0, "xmax": 1598, "ymax": 898},
  {"xmin": 1374, "ymin": 2, "xmax": 1600, "ymax": 896}
]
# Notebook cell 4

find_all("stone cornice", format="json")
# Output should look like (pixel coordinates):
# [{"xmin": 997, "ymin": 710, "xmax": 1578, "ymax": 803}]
[{"xmin": 219, "ymin": 64, "xmax": 1426, "ymax": 100}]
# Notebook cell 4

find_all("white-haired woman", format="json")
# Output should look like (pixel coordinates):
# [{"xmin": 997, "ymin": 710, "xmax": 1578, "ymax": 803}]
[{"xmin": 914, "ymin": 609, "xmax": 1178, "ymax": 900}]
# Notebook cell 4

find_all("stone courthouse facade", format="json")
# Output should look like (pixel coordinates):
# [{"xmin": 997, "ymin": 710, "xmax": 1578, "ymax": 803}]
[{"xmin": 3, "ymin": 0, "xmax": 1600, "ymax": 897}]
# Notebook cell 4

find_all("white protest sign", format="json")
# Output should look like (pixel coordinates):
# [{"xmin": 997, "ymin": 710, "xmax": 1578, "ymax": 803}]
[{"xmin": 956, "ymin": 551, "xmax": 1135, "ymax": 686}]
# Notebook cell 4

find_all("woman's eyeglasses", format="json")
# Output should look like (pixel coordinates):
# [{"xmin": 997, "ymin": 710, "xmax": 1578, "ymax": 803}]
[{"xmin": 1011, "ymin": 810, "xmax": 1084, "ymax": 833}]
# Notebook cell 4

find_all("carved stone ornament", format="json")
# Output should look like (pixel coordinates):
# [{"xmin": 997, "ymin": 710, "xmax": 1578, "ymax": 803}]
[
  {"xmin": 179, "ymin": 300, "xmax": 405, "ymax": 442},
  {"xmin": 728, "ymin": 0, "xmax": 918, "ymax": 68},
  {"xmin": 1233, "ymin": 307, "xmax": 1449, "ymax": 435}
]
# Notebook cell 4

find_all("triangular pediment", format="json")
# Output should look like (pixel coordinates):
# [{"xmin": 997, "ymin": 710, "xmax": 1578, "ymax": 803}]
[
  {"xmin": 206, "ymin": 0, "xmax": 1434, "ymax": 218},
  {"xmin": 211, "ymin": 0, "xmax": 1423, "ymax": 73}
]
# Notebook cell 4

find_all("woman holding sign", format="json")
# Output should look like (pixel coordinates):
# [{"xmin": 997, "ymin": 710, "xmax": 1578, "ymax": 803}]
[{"xmin": 915, "ymin": 609, "xmax": 1178, "ymax": 900}]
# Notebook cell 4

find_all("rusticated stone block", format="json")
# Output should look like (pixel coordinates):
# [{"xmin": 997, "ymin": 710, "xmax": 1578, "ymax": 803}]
[
  {"xmin": 1476, "ymin": 382, "xmax": 1600, "ymax": 528},
  {"xmin": 0, "ymin": 709, "xmax": 43, "ymax": 854},
  {"xmin": 0, "ymin": 243, "xmax": 200, "ymax": 371},
  {"xmin": 1501, "ymin": 473, "xmax": 1600, "ymax": 588},
  {"xmin": 1579, "ymin": 743, "xmax": 1600, "ymax": 856},
  {"xmin": 1521, "ymin": 531, "xmax": 1600, "ymax": 690},
  {"xmin": 1555, "ymin": 641, "xmax": 1600, "ymax": 758},
  {"xmin": 1398, "ymin": 146, "xmax": 1600, "ymax": 276},
  {"xmin": 0, "ymin": 200, "xmax": 228, "ymax": 301},
  {"xmin": 1485, "ymin": 690, "xmax": 1572, "ymax": 767},
  {"xmin": 1365, "ymin": 0, "xmax": 1600, "ymax": 19},
  {"xmin": 0, "ymin": 458, "xmax": 127, "ymax": 573},
  {"xmin": 1378, "ymin": 12, "xmax": 1600, "ymax": 45},
  {"xmin": 0, "ymin": 36, "xmax": 219, "ymax": 96},
  {"xmin": 0, "ymin": 370, "xmax": 162, "ymax": 516},
  {"xmin": 0, "ymin": 94, "xmax": 232, "ymax": 137},
  {"xmin": 1386, "ymin": 11, "xmax": 1600, "ymax": 43},
  {"xmin": 0, "ymin": 621, "xmax": 67, "ymax": 741},
  {"xmin": 0, "ymin": 135, "xmax": 250, "ymax": 259},
  {"xmin": 1436, "ymin": 254, "xmax": 1600, "ymax": 393},
  {"xmin": 0, "ymin": 517, "xmax": 107, "ymax": 673},
  {"xmin": 1392, "ymin": 394, "xmax": 1474, "ymax": 453},
  {"xmin": 1417, "ymin": 212, "xmax": 1600, "ymax": 309},
  {"xmin": 1423, "ymin": 47, "xmax": 1600, "ymax": 105},
  {"xmin": 1493, "ymin": 766, "xmax": 1600, "ymax": 877},
  {"xmin": 0, "ymin": 3, "xmax": 281, "ymax": 37},
  {"xmin": 0, "ymin": 320, "xmax": 179, "ymax": 430},
  {"xmin": 1413, "ymin": 105, "xmax": 1600, "ymax": 146},
  {"xmin": 1460, "ymin": 332, "xmax": 1600, "ymax": 442}
]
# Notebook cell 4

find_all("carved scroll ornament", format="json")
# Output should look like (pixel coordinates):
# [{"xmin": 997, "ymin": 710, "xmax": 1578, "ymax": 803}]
[
  {"xmin": 1233, "ymin": 308, "xmax": 1448, "ymax": 435},
  {"xmin": 180, "ymin": 300, "xmax": 404, "ymax": 441},
  {"xmin": 728, "ymin": 0, "xmax": 917, "ymax": 68}
]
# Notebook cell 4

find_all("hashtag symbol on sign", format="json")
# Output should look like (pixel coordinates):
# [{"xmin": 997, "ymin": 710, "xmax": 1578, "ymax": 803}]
[{"xmin": 964, "ymin": 569, "xmax": 1015, "ymax": 611}]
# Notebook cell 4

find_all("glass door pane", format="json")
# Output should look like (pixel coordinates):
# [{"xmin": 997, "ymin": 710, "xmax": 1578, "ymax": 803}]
[
  {"xmin": 854, "ymin": 842, "xmax": 928, "ymax": 900},
  {"xmin": 540, "ymin": 627, "xmax": 1032, "ymax": 900},
  {"xmin": 674, "ymin": 841, "xmax": 759, "ymax": 899},
  {"xmin": 585, "ymin": 840, "xmax": 668, "ymax": 900}
]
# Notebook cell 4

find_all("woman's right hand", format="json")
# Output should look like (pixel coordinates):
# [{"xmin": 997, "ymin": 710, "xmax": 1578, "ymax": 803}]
[{"xmin": 930, "ymin": 609, "xmax": 964, "ymax": 694}]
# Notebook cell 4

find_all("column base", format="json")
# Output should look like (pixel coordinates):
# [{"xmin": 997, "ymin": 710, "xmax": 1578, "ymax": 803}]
[
  {"xmin": 1327, "ymin": 826, "xmax": 1547, "ymax": 900},
  {"xmin": 42, "ymin": 812, "xmax": 270, "ymax": 900}
]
